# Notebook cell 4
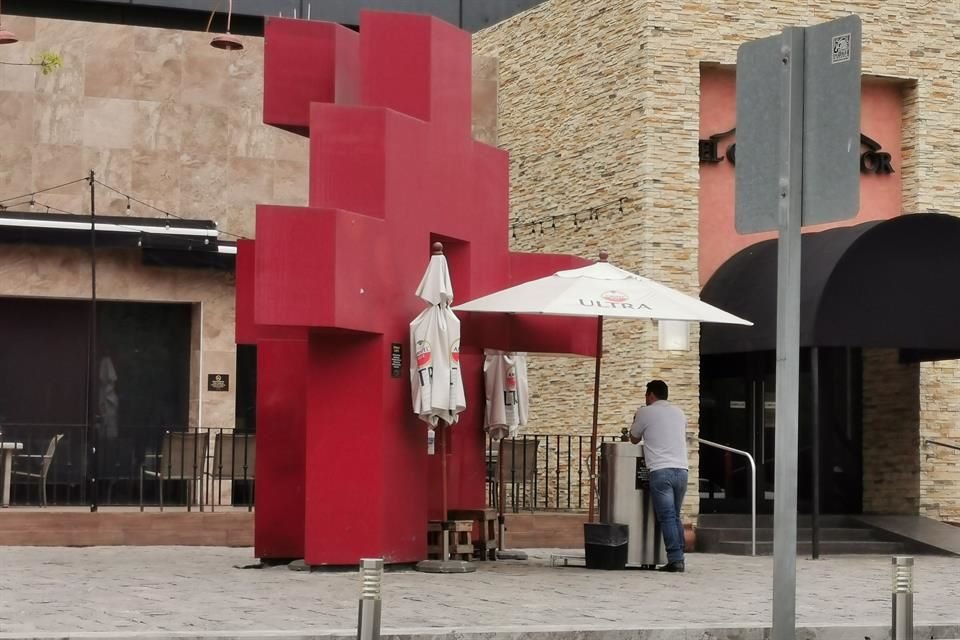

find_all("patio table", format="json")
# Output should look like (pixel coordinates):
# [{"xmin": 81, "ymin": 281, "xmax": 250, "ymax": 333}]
[{"xmin": 1, "ymin": 441, "xmax": 24, "ymax": 507}]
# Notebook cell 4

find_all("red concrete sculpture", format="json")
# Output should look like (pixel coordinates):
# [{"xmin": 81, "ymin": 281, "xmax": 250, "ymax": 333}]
[{"xmin": 236, "ymin": 11, "xmax": 598, "ymax": 565}]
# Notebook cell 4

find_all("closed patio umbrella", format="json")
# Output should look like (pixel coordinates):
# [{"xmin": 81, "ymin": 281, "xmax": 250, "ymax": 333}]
[
  {"xmin": 410, "ymin": 242, "xmax": 471, "ymax": 572},
  {"xmin": 483, "ymin": 349, "xmax": 530, "ymax": 555},
  {"xmin": 455, "ymin": 251, "xmax": 752, "ymax": 521},
  {"xmin": 483, "ymin": 349, "xmax": 528, "ymax": 441},
  {"xmin": 411, "ymin": 243, "xmax": 465, "ymax": 429}
]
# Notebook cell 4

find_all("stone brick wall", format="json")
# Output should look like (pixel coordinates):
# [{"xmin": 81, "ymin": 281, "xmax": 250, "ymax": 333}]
[
  {"xmin": 862, "ymin": 349, "xmax": 920, "ymax": 514},
  {"xmin": 474, "ymin": 0, "xmax": 960, "ymax": 519},
  {"xmin": 919, "ymin": 360, "xmax": 960, "ymax": 521}
]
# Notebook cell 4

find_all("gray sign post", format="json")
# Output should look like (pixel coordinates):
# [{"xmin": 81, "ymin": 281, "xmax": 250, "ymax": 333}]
[{"xmin": 736, "ymin": 15, "xmax": 861, "ymax": 640}]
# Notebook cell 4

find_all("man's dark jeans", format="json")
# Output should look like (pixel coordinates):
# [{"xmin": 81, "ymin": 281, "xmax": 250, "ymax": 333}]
[{"xmin": 649, "ymin": 468, "xmax": 688, "ymax": 564}]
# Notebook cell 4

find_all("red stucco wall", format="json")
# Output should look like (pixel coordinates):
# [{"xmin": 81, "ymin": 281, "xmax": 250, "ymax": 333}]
[{"xmin": 699, "ymin": 67, "xmax": 904, "ymax": 284}]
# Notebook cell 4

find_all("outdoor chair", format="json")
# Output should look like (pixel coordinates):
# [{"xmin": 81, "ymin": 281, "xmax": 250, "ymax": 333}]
[
  {"xmin": 11, "ymin": 433, "xmax": 64, "ymax": 507},
  {"xmin": 139, "ymin": 430, "xmax": 208, "ymax": 511},
  {"xmin": 488, "ymin": 438, "xmax": 540, "ymax": 512},
  {"xmin": 207, "ymin": 432, "xmax": 255, "ymax": 511}
]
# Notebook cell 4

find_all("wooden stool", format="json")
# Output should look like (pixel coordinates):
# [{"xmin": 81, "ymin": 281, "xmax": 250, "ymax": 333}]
[
  {"xmin": 427, "ymin": 520, "xmax": 473, "ymax": 561},
  {"xmin": 449, "ymin": 508, "xmax": 499, "ymax": 560}
]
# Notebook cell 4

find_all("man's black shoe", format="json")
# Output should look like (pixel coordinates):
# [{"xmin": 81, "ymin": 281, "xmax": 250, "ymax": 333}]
[{"xmin": 657, "ymin": 561, "xmax": 685, "ymax": 573}]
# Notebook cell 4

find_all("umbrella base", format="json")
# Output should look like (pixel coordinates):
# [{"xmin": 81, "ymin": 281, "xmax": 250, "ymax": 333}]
[{"xmin": 414, "ymin": 559, "xmax": 476, "ymax": 573}]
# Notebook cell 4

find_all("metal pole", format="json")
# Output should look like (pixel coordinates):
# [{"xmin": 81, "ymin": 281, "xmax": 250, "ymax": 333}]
[
  {"xmin": 357, "ymin": 558, "xmax": 383, "ymax": 640},
  {"xmin": 811, "ymin": 347, "xmax": 820, "ymax": 559},
  {"xmin": 772, "ymin": 26, "xmax": 805, "ymax": 640},
  {"xmin": 498, "ymin": 437, "xmax": 505, "ymax": 551},
  {"xmin": 891, "ymin": 556, "xmax": 914, "ymax": 640},
  {"xmin": 586, "ymin": 315, "xmax": 603, "ymax": 523},
  {"xmin": 87, "ymin": 170, "xmax": 99, "ymax": 513}
]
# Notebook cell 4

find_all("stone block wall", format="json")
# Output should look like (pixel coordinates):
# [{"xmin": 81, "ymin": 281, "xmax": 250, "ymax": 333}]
[{"xmin": 474, "ymin": 0, "xmax": 960, "ymax": 519}]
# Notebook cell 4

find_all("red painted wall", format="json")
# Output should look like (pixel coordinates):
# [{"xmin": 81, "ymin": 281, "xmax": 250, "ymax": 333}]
[
  {"xmin": 236, "ymin": 240, "xmax": 307, "ymax": 560},
  {"xmin": 699, "ymin": 67, "xmax": 904, "ymax": 283},
  {"xmin": 241, "ymin": 12, "xmax": 598, "ymax": 565}
]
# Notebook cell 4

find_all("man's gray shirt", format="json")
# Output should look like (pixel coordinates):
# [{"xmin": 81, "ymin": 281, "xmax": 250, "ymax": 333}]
[{"xmin": 629, "ymin": 399, "xmax": 689, "ymax": 471}]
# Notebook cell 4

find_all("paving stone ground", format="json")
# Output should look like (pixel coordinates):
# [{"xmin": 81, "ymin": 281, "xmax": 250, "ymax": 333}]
[{"xmin": 0, "ymin": 547, "xmax": 958, "ymax": 636}]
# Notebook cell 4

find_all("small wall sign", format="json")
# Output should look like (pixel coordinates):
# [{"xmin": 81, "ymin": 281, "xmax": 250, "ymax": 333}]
[
  {"xmin": 208, "ymin": 373, "xmax": 230, "ymax": 392},
  {"xmin": 391, "ymin": 343, "xmax": 403, "ymax": 378}
]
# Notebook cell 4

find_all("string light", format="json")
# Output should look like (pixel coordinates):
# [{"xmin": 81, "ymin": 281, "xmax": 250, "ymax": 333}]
[
  {"xmin": 509, "ymin": 197, "xmax": 627, "ymax": 238},
  {"xmin": 94, "ymin": 178, "xmax": 248, "ymax": 241},
  {"xmin": 1, "ymin": 175, "xmax": 249, "ymax": 242},
  {"xmin": 0, "ymin": 177, "xmax": 89, "ymax": 206}
]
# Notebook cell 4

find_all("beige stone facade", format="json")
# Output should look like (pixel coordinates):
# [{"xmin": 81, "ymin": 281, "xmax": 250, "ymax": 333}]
[
  {"xmin": 0, "ymin": 14, "xmax": 310, "ymax": 431},
  {"xmin": 474, "ymin": 0, "xmax": 960, "ymax": 521},
  {"xmin": 0, "ymin": 13, "xmax": 500, "ymax": 447},
  {"xmin": 3, "ymin": 3, "xmax": 958, "ymax": 519}
]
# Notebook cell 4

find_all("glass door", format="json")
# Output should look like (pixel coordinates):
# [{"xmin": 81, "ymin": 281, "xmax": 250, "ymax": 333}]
[
  {"xmin": 700, "ymin": 353, "xmax": 756, "ymax": 513},
  {"xmin": 701, "ymin": 352, "xmax": 775, "ymax": 513}
]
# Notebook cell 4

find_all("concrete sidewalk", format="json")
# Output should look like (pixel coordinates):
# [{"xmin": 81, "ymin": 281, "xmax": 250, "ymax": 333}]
[{"xmin": 0, "ymin": 546, "xmax": 958, "ymax": 639}]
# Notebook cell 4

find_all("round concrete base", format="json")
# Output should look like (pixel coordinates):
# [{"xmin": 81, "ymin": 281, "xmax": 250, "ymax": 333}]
[{"xmin": 414, "ymin": 559, "xmax": 476, "ymax": 573}]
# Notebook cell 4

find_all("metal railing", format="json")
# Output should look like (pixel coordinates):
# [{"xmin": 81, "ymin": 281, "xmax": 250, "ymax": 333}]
[
  {"xmin": 698, "ymin": 437, "xmax": 756, "ymax": 556},
  {"xmin": 0, "ymin": 424, "xmax": 255, "ymax": 509},
  {"xmin": 3, "ymin": 427, "xmax": 761, "ymax": 519},
  {"xmin": 924, "ymin": 437, "xmax": 960, "ymax": 453},
  {"xmin": 485, "ymin": 434, "xmax": 622, "ymax": 513}
]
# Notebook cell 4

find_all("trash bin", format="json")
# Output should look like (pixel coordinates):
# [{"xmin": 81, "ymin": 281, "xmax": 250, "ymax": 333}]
[
  {"xmin": 598, "ymin": 441, "xmax": 666, "ymax": 568},
  {"xmin": 583, "ymin": 522, "xmax": 628, "ymax": 570}
]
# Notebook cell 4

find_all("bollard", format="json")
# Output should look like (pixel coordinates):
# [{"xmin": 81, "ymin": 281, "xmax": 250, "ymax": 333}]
[
  {"xmin": 891, "ymin": 556, "xmax": 914, "ymax": 640},
  {"xmin": 357, "ymin": 558, "xmax": 383, "ymax": 640}
]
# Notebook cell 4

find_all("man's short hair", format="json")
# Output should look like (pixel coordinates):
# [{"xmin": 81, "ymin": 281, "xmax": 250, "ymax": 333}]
[{"xmin": 646, "ymin": 379, "xmax": 669, "ymax": 400}]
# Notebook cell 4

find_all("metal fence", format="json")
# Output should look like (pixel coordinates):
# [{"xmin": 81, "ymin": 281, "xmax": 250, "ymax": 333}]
[
  {"xmin": 0, "ymin": 424, "xmax": 254, "ymax": 509},
  {"xmin": 486, "ymin": 434, "xmax": 622, "ymax": 513},
  {"xmin": 1, "ymin": 425, "xmax": 609, "ymax": 513}
]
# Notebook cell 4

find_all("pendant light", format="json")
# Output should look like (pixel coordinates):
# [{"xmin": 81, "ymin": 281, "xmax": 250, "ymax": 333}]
[
  {"xmin": 0, "ymin": 0, "xmax": 19, "ymax": 45},
  {"xmin": 210, "ymin": 0, "xmax": 242, "ymax": 50}
]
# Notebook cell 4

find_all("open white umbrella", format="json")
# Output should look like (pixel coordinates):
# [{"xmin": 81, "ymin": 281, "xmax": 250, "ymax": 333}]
[
  {"xmin": 455, "ymin": 251, "xmax": 752, "ymax": 522},
  {"xmin": 410, "ymin": 243, "xmax": 468, "ymax": 570}
]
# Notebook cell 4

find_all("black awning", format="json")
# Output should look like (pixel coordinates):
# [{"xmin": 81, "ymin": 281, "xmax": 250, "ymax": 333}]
[
  {"xmin": 701, "ymin": 213, "xmax": 960, "ymax": 354},
  {"xmin": 0, "ymin": 210, "xmax": 236, "ymax": 270}
]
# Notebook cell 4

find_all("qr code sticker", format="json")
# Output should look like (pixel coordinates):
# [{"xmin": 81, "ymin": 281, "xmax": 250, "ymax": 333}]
[{"xmin": 832, "ymin": 33, "xmax": 851, "ymax": 63}]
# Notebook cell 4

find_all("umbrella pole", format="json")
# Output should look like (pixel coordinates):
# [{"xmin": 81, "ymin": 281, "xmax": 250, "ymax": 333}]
[
  {"xmin": 498, "ymin": 437, "xmax": 505, "ymax": 551},
  {"xmin": 587, "ymin": 315, "xmax": 604, "ymax": 523},
  {"xmin": 440, "ymin": 424, "xmax": 449, "ymax": 560}
]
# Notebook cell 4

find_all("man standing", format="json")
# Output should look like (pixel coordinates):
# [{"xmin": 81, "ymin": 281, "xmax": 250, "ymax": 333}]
[{"xmin": 629, "ymin": 379, "xmax": 689, "ymax": 573}]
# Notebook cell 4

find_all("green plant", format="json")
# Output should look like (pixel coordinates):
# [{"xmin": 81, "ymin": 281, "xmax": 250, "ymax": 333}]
[
  {"xmin": 0, "ymin": 50, "xmax": 63, "ymax": 74},
  {"xmin": 33, "ymin": 51, "xmax": 63, "ymax": 75}
]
